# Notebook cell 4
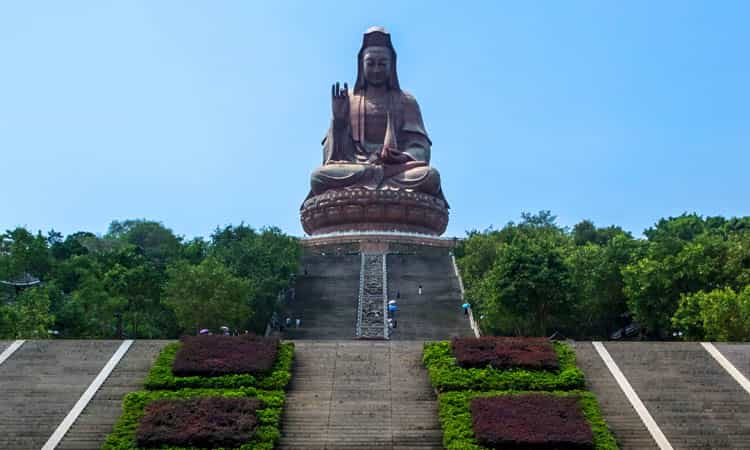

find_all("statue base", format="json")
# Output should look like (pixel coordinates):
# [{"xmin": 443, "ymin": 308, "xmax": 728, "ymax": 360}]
[{"xmin": 300, "ymin": 188, "xmax": 449, "ymax": 236}]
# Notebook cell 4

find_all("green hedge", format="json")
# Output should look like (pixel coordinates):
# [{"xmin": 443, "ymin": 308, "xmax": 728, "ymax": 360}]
[
  {"xmin": 102, "ymin": 387, "xmax": 285, "ymax": 450},
  {"xmin": 438, "ymin": 390, "xmax": 619, "ymax": 450},
  {"xmin": 423, "ymin": 341, "xmax": 584, "ymax": 392},
  {"xmin": 144, "ymin": 341, "xmax": 294, "ymax": 391}
]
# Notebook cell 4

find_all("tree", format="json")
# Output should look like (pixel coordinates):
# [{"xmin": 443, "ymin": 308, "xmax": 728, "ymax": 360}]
[
  {"xmin": 209, "ymin": 225, "xmax": 299, "ymax": 332},
  {"xmin": 672, "ymin": 286, "xmax": 750, "ymax": 341},
  {"xmin": 107, "ymin": 220, "xmax": 182, "ymax": 268},
  {"xmin": 0, "ymin": 285, "xmax": 55, "ymax": 338},
  {"xmin": 163, "ymin": 257, "xmax": 254, "ymax": 334},
  {"xmin": 466, "ymin": 216, "xmax": 572, "ymax": 336},
  {"xmin": 0, "ymin": 227, "xmax": 52, "ymax": 280},
  {"xmin": 566, "ymin": 234, "xmax": 642, "ymax": 337}
]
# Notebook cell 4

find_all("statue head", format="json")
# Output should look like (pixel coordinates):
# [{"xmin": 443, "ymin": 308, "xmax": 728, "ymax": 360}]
[{"xmin": 354, "ymin": 26, "xmax": 400, "ymax": 94}]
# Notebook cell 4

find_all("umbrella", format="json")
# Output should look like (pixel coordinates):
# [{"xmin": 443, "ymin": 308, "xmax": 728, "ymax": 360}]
[
  {"xmin": 388, "ymin": 300, "xmax": 397, "ymax": 305},
  {"xmin": 199, "ymin": 328, "xmax": 210, "ymax": 335},
  {"xmin": 462, "ymin": 303, "xmax": 470, "ymax": 309}
]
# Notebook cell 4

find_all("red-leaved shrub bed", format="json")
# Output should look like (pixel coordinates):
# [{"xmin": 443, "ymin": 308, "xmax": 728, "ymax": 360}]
[
  {"xmin": 136, "ymin": 397, "xmax": 262, "ymax": 448},
  {"xmin": 471, "ymin": 394, "xmax": 594, "ymax": 450},
  {"xmin": 452, "ymin": 336, "xmax": 559, "ymax": 371},
  {"xmin": 173, "ymin": 335, "xmax": 279, "ymax": 377}
]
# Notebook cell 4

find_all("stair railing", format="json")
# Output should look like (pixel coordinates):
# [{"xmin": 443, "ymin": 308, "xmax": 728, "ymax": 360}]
[{"xmin": 451, "ymin": 254, "xmax": 481, "ymax": 337}]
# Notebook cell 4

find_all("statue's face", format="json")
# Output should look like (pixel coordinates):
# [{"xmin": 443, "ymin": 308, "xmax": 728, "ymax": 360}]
[{"xmin": 363, "ymin": 46, "xmax": 392, "ymax": 87}]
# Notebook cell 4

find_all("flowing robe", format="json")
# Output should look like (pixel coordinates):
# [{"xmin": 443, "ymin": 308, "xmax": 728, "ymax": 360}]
[{"xmin": 309, "ymin": 89, "xmax": 445, "ymax": 202}]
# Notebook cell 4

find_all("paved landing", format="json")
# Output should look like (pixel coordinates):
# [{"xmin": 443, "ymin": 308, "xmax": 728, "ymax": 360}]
[{"xmin": 279, "ymin": 340, "xmax": 442, "ymax": 450}]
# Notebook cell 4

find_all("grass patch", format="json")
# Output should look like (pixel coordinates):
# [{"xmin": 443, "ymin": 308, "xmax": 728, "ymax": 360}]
[{"xmin": 423, "ymin": 340, "xmax": 584, "ymax": 392}]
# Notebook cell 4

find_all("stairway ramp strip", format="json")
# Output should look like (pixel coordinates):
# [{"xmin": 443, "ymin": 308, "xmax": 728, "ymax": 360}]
[
  {"xmin": 382, "ymin": 252, "xmax": 389, "ymax": 339},
  {"xmin": 42, "ymin": 339, "xmax": 134, "ymax": 450},
  {"xmin": 702, "ymin": 342, "xmax": 750, "ymax": 396},
  {"xmin": 592, "ymin": 341, "xmax": 673, "ymax": 450},
  {"xmin": 0, "ymin": 339, "xmax": 25, "ymax": 366}
]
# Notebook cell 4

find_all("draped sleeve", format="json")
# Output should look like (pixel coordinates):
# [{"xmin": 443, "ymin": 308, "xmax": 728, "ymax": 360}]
[{"xmin": 398, "ymin": 91, "xmax": 432, "ymax": 163}]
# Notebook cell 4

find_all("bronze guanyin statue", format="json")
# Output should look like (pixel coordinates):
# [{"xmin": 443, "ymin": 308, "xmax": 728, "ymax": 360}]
[{"xmin": 301, "ymin": 27, "xmax": 449, "ymax": 236}]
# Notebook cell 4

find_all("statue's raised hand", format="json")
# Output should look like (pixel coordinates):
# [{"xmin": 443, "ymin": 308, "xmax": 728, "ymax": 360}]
[{"xmin": 331, "ymin": 82, "xmax": 349, "ymax": 122}]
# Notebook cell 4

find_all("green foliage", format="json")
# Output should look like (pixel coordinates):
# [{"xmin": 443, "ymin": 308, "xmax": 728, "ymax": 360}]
[
  {"xmin": 673, "ymin": 286, "xmax": 750, "ymax": 341},
  {"xmin": 437, "ymin": 390, "xmax": 618, "ymax": 450},
  {"xmin": 0, "ymin": 228, "xmax": 52, "ymax": 280},
  {"xmin": 101, "ymin": 387, "xmax": 285, "ymax": 450},
  {"xmin": 422, "ymin": 341, "xmax": 584, "ymax": 392},
  {"xmin": 567, "ymin": 234, "xmax": 642, "ymax": 337},
  {"xmin": 0, "ymin": 284, "xmax": 55, "ymax": 338},
  {"xmin": 163, "ymin": 257, "xmax": 255, "ymax": 333},
  {"xmin": 0, "ymin": 221, "xmax": 299, "ymax": 339},
  {"xmin": 144, "ymin": 342, "xmax": 294, "ymax": 391},
  {"xmin": 462, "ymin": 213, "xmax": 573, "ymax": 336},
  {"xmin": 210, "ymin": 225, "xmax": 300, "ymax": 332}
]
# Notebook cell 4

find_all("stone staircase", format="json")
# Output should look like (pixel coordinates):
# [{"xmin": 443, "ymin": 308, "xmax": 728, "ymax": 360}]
[
  {"xmin": 604, "ymin": 342, "xmax": 750, "ymax": 449},
  {"xmin": 714, "ymin": 343, "xmax": 750, "ymax": 380},
  {"xmin": 0, "ymin": 340, "xmax": 122, "ymax": 450},
  {"xmin": 56, "ymin": 340, "xmax": 171, "ymax": 449},
  {"xmin": 386, "ymin": 254, "xmax": 471, "ymax": 340},
  {"xmin": 573, "ymin": 342, "xmax": 658, "ymax": 449},
  {"xmin": 278, "ymin": 340, "xmax": 442, "ymax": 450},
  {"xmin": 283, "ymin": 254, "xmax": 361, "ymax": 340}
]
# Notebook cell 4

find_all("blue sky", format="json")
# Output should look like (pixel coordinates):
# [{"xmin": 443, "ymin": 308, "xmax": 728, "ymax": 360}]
[{"xmin": 1, "ymin": 1, "xmax": 748, "ymax": 239}]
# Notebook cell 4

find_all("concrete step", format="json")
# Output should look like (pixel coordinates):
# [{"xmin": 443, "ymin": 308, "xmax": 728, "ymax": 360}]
[
  {"xmin": 0, "ymin": 340, "xmax": 122, "ymax": 450},
  {"xmin": 386, "ymin": 254, "xmax": 472, "ymax": 340},
  {"xmin": 284, "ymin": 254, "xmax": 361, "ymax": 340},
  {"xmin": 56, "ymin": 340, "xmax": 172, "ymax": 450},
  {"xmin": 604, "ymin": 342, "xmax": 750, "ymax": 449},
  {"xmin": 278, "ymin": 341, "xmax": 442, "ymax": 450},
  {"xmin": 573, "ymin": 341, "xmax": 659, "ymax": 450}
]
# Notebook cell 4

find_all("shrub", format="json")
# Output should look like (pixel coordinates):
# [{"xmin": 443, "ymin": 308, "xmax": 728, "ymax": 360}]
[
  {"xmin": 471, "ymin": 394, "xmax": 593, "ymax": 449},
  {"xmin": 136, "ymin": 397, "xmax": 262, "ymax": 448},
  {"xmin": 439, "ymin": 390, "xmax": 618, "ymax": 450},
  {"xmin": 423, "ymin": 341, "xmax": 584, "ymax": 392},
  {"xmin": 173, "ymin": 335, "xmax": 279, "ymax": 377},
  {"xmin": 102, "ymin": 387, "xmax": 284, "ymax": 450},
  {"xmin": 144, "ymin": 341, "xmax": 294, "ymax": 391},
  {"xmin": 452, "ymin": 336, "xmax": 559, "ymax": 371}
]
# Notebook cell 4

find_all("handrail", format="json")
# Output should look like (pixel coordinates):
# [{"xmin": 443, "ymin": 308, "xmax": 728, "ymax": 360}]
[
  {"xmin": 451, "ymin": 254, "xmax": 481, "ymax": 337},
  {"xmin": 356, "ymin": 253, "xmax": 366, "ymax": 337}
]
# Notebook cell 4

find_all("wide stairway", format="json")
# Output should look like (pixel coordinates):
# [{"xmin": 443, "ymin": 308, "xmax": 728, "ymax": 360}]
[
  {"xmin": 278, "ymin": 340, "xmax": 443, "ymax": 450},
  {"xmin": 604, "ymin": 342, "xmax": 750, "ymax": 449},
  {"xmin": 0, "ymin": 340, "xmax": 122, "ymax": 450},
  {"xmin": 573, "ymin": 342, "xmax": 658, "ymax": 449},
  {"xmin": 284, "ymin": 251, "xmax": 471, "ymax": 341},
  {"xmin": 57, "ymin": 340, "xmax": 170, "ymax": 450},
  {"xmin": 284, "ymin": 254, "xmax": 361, "ymax": 339},
  {"xmin": 386, "ymin": 253, "xmax": 470, "ymax": 340}
]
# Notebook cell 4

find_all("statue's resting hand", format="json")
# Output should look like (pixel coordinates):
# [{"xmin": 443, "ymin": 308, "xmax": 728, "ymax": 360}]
[
  {"xmin": 331, "ymin": 82, "xmax": 349, "ymax": 124},
  {"xmin": 381, "ymin": 147, "xmax": 412, "ymax": 164}
]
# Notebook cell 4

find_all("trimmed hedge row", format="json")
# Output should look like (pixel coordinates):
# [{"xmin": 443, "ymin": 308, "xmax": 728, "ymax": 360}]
[
  {"xmin": 453, "ymin": 336, "xmax": 560, "ymax": 371},
  {"xmin": 144, "ymin": 341, "xmax": 294, "ymax": 391},
  {"xmin": 102, "ymin": 387, "xmax": 285, "ymax": 450},
  {"xmin": 173, "ymin": 335, "xmax": 280, "ymax": 377},
  {"xmin": 423, "ymin": 340, "xmax": 584, "ymax": 392},
  {"xmin": 438, "ymin": 390, "xmax": 618, "ymax": 450}
]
